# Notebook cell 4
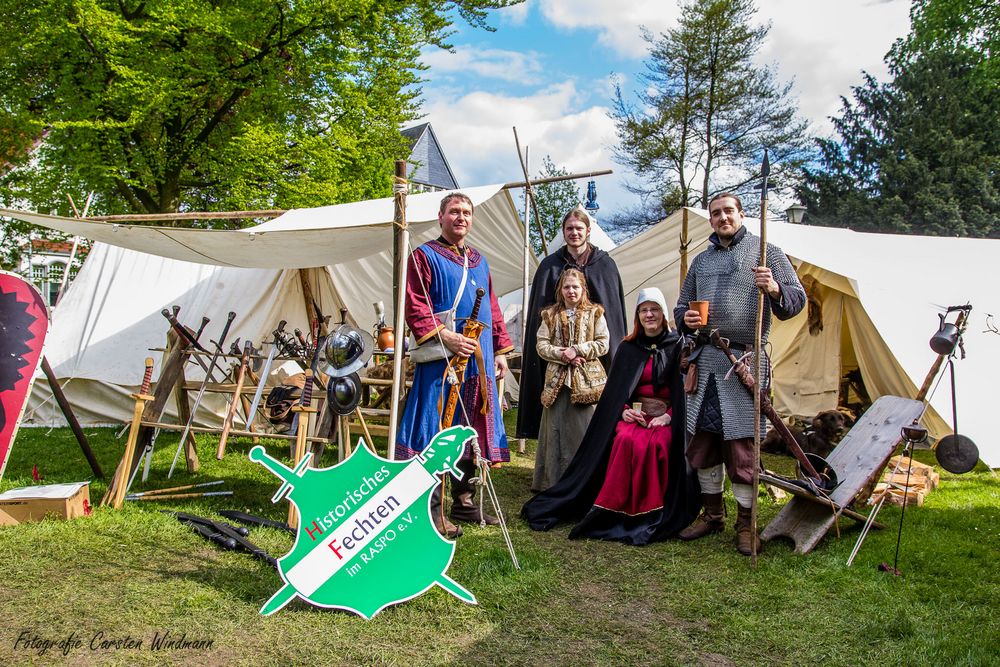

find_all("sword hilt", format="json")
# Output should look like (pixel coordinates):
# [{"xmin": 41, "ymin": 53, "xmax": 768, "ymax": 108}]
[
  {"xmin": 195, "ymin": 316, "xmax": 210, "ymax": 340},
  {"xmin": 211, "ymin": 311, "xmax": 237, "ymax": 351},
  {"xmin": 161, "ymin": 308, "xmax": 207, "ymax": 352},
  {"xmin": 469, "ymin": 287, "xmax": 486, "ymax": 323},
  {"xmin": 300, "ymin": 369, "xmax": 314, "ymax": 408},
  {"xmin": 140, "ymin": 357, "xmax": 155, "ymax": 394},
  {"xmin": 274, "ymin": 319, "xmax": 287, "ymax": 338}
]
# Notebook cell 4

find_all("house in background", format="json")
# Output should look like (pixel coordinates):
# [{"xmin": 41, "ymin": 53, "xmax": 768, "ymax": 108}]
[
  {"xmin": 19, "ymin": 237, "xmax": 88, "ymax": 307},
  {"xmin": 401, "ymin": 123, "xmax": 460, "ymax": 193}
]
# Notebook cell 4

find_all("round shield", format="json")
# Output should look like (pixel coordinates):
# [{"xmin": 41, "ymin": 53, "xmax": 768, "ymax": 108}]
[
  {"xmin": 799, "ymin": 453, "xmax": 839, "ymax": 492},
  {"xmin": 322, "ymin": 324, "xmax": 374, "ymax": 377},
  {"xmin": 327, "ymin": 372, "xmax": 362, "ymax": 415},
  {"xmin": 936, "ymin": 434, "xmax": 979, "ymax": 474}
]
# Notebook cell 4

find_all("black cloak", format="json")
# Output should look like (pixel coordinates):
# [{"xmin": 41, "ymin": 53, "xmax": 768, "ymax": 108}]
[
  {"xmin": 516, "ymin": 246, "xmax": 627, "ymax": 439},
  {"xmin": 520, "ymin": 330, "xmax": 702, "ymax": 545}
]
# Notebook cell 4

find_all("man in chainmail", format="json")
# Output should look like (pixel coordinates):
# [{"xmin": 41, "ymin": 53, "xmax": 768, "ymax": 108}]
[{"xmin": 673, "ymin": 193, "xmax": 805, "ymax": 555}]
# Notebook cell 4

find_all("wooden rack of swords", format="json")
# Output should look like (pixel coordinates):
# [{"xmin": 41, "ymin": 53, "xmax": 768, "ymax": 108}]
[{"xmin": 100, "ymin": 309, "xmax": 411, "ymax": 508}]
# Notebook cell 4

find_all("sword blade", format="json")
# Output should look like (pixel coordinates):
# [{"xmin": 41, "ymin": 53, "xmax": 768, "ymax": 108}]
[{"xmin": 246, "ymin": 345, "xmax": 280, "ymax": 429}]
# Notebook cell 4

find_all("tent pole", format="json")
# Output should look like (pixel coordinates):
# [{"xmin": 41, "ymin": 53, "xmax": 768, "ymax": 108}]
[
  {"xmin": 679, "ymin": 208, "xmax": 690, "ymax": 288},
  {"xmin": 518, "ymin": 145, "xmax": 531, "ymax": 455},
  {"xmin": 387, "ymin": 160, "xmax": 409, "ymax": 459}
]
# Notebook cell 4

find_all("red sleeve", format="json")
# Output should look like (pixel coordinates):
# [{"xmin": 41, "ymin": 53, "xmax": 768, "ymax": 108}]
[
  {"xmin": 405, "ymin": 249, "xmax": 445, "ymax": 344},
  {"xmin": 489, "ymin": 273, "xmax": 513, "ymax": 354}
]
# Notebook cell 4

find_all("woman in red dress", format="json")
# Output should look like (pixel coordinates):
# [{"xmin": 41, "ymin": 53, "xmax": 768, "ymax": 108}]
[{"xmin": 522, "ymin": 287, "xmax": 701, "ymax": 545}]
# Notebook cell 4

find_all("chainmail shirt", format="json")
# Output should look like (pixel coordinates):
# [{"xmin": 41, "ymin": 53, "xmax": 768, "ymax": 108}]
[{"xmin": 674, "ymin": 227, "xmax": 805, "ymax": 439}]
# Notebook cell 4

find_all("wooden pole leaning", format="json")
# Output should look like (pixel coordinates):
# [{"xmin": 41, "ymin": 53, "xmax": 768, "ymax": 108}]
[
  {"xmin": 513, "ymin": 127, "xmax": 548, "ymax": 255},
  {"xmin": 109, "ymin": 358, "xmax": 156, "ymax": 509},
  {"xmin": 518, "ymin": 144, "xmax": 531, "ymax": 455},
  {"xmin": 216, "ymin": 340, "xmax": 252, "ymax": 459},
  {"xmin": 751, "ymin": 149, "xmax": 771, "ymax": 567},
  {"xmin": 40, "ymin": 356, "xmax": 103, "ymax": 479},
  {"xmin": 387, "ymin": 159, "xmax": 409, "ymax": 459},
  {"xmin": 288, "ymin": 370, "xmax": 317, "ymax": 529}
]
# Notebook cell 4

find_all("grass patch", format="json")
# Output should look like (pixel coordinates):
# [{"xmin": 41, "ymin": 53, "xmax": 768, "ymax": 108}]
[{"xmin": 1, "ymin": 412, "xmax": 998, "ymax": 666}]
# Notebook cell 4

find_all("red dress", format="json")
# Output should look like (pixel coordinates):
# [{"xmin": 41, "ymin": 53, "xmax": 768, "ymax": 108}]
[{"xmin": 592, "ymin": 358, "xmax": 672, "ymax": 516}]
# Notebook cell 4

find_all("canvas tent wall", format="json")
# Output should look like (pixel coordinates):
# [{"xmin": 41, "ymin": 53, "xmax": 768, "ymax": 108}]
[
  {"xmin": 17, "ymin": 185, "xmax": 533, "ymax": 427},
  {"xmin": 607, "ymin": 208, "xmax": 998, "ymax": 468}
]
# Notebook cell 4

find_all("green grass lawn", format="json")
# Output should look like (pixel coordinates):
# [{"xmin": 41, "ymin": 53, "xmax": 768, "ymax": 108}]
[{"xmin": 1, "ymin": 411, "xmax": 998, "ymax": 666}]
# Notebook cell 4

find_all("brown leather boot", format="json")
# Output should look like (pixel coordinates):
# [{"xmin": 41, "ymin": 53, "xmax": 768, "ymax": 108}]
[
  {"xmin": 734, "ymin": 504, "xmax": 762, "ymax": 556},
  {"xmin": 430, "ymin": 485, "xmax": 462, "ymax": 538},
  {"xmin": 450, "ymin": 460, "xmax": 499, "ymax": 525},
  {"xmin": 678, "ymin": 492, "xmax": 726, "ymax": 540}
]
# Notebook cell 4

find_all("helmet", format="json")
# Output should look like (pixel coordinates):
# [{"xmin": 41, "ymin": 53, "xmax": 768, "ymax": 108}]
[
  {"xmin": 322, "ymin": 324, "xmax": 374, "ymax": 377},
  {"xmin": 327, "ymin": 372, "xmax": 362, "ymax": 415}
]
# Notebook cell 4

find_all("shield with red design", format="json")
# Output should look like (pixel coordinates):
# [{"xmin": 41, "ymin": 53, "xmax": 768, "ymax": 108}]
[{"xmin": 0, "ymin": 271, "xmax": 49, "ymax": 481}]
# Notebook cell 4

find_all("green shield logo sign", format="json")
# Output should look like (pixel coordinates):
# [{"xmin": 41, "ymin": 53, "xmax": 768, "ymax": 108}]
[{"xmin": 249, "ymin": 425, "xmax": 477, "ymax": 618}]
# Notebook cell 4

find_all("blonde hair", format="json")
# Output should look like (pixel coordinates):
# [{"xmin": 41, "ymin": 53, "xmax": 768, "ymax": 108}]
[{"xmin": 541, "ymin": 269, "xmax": 598, "ymax": 322}]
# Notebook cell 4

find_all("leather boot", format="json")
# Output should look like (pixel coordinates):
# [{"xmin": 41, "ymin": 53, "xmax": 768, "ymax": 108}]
[
  {"xmin": 734, "ymin": 504, "xmax": 762, "ymax": 556},
  {"xmin": 450, "ymin": 460, "xmax": 499, "ymax": 525},
  {"xmin": 429, "ymin": 485, "xmax": 462, "ymax": 538},
  {"xmin": 678, "ymin": 492, "xmax": 725, "ymax": 540}
]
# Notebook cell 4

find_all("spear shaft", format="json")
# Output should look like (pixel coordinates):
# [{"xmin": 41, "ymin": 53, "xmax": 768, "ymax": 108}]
[{"xmin": 751, "ymin": 149, "xmax": 770, "ymax": 567}]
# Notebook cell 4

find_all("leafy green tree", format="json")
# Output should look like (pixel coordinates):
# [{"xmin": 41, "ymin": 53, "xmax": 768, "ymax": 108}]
[
  {"xmin": 0, "ymin": 0, "xmax": 517, "ymax": 219},
  {"xmin": 522, "ymin": 155, "xmax": 581, "ymax": 255},
  {"xmin": 611, "ymin": 0, "xmax": 812, "ymax": 212},
  {"xmin": 798, "ymin": 0, "xmax": 999, "ymax": 236}
]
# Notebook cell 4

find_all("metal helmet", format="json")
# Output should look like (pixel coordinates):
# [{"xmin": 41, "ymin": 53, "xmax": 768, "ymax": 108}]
[
  {"xmin": 322, "ymin": 324, "xmax": 374, "ymax": 377},
  {"xmin": 327, "ymin": 372, "xmax": 362, "ymax": 415}
]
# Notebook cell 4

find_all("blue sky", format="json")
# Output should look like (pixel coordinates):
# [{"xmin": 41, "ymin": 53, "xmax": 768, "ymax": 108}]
[{"xmin": 414, "ymin": 0, "xmax": 913, "ymax": 221}]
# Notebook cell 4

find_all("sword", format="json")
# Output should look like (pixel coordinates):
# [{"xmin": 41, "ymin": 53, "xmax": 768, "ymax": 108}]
[
  {"xmin": 246, "ymin": 321, "xmax": 287, "ymax": 429},
  {"xmin": 168, "ymin": 311, "xmax": 237, "ymax": 478},
  {"xmin": 161, "ymin": 308, "xmax": 223, "ymax": 381},
  {"xmin": 110, "ymin": 357, "xmax": 156, "ymax": 508},
  {"xmin": 216, "ymin": 339, "xmax": 253, "ymax": 459},
  {"xmin": 288, "ymin": 369, "xmax": 317, "ymax": 529},
  {"xmin": 217, "ymin": 509, "xmax": 294, "ymax": 535}
]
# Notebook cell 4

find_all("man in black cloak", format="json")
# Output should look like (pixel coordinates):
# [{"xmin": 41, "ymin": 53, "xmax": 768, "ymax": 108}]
[
  {"xmin": 521, "ymin": 306, "xmax": 701, "ymax": 545},
  {"xmin": 516, "ymin": 206, "xmax": 626, "ymax": 440}
]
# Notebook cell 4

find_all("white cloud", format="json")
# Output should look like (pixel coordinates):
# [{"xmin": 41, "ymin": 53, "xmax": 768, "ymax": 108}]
[
  {"xmin": 420, "ymin": 45, "xmax": 544, "ymax": 83},
  {"xmin": 534, "ymin": 0, "xmax": 912, "ymax": 135},
  {"xmin": 420, "ymin": 81, "xmax": 625, "ymax": 206},
  {"xmin": 539, "ymin": 0, "xmax": 678, "ymax": 58},
  {"xmin": 757, "ymin": 0, "xmax": 911, "ymax": 135},
  {"xmin": 499, "ymin": 0, "xmax": 532, "ymax": 26}
]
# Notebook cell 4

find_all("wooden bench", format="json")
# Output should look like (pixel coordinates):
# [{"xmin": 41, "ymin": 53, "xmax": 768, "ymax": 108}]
[{"xmin": 760, "ymin": 395, "xmax": 925, "ymax": 554}]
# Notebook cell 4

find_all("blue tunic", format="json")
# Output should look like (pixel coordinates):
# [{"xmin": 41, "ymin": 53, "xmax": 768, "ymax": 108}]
[{"xmin": 395, "ymin": 240, "xmax": 511, "ymax": 463}]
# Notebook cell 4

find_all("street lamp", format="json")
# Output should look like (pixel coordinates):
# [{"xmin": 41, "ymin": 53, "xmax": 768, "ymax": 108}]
[{"xmin": 785, "ymin": 203, "xmax": 806, "ymax": 224}]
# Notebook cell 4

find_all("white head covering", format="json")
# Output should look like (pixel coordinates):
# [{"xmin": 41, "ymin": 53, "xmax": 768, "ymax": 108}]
[{"xmin": 635, "ymin": 287, "xmax": 667, "ymax": 313}]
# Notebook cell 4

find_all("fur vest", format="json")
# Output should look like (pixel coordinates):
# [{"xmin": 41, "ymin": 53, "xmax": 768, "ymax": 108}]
[{"xmin": 538, "ymin": 305, "xmax": 609, "ymax": 408}]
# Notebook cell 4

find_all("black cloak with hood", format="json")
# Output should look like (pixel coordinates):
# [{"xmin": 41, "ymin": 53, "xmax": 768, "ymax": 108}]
[
  {"xmin": 521, "ymin": 329, "xmax": 702, "ymax": 545},
  {"xmin": 516, "ymin": 245, "xmax": 626, "ymax": 439}
]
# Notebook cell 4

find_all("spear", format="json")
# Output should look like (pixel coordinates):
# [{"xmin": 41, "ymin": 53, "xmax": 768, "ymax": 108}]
[{"xmin": 751, "ymin": 149, "xmax": 770, "ymax": 567}]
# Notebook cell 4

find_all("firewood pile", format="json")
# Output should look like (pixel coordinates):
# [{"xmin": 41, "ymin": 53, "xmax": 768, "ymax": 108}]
[{"xmin": 870, "ymin": 456, "xmax": 941, "ymax": 507}]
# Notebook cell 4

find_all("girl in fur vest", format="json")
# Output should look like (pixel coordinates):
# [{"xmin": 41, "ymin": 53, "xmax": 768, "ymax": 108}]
[{"xmin": 532, "ymin": 269, "xmax": 610, "ymax": 491}]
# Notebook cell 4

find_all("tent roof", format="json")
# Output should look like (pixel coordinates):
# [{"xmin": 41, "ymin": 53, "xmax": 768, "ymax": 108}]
[
  {"xmin": 0, "ymin": 184, "xmax": 522, "ymax": 275},
  {"xmin": 611, "ymin": 207, "xmax": 999, "ymax": 467}
]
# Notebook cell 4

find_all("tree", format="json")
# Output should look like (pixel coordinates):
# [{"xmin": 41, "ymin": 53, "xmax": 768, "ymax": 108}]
[
  {"xmin": 522, "ymin": 155, "xmax": 581, "ymax": 255},
  {"xmin": 611, "ymin": 0, "xmax": 812, "ymax": 212},
  {"xmin": 0, "ymin": 0, "xmax": 518, "ymax": 219},
  {"xmin": 797, "ymin": 0, "xmax": 1000, "ymax": 236}
]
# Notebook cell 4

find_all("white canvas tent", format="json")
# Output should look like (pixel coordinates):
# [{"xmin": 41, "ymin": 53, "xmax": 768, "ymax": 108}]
[
  {"xmin": 608, "ymin": 208, "xmax": 999, "ymax": 468},
  {"xmin": 13, "ymin": 185, "xmax": 534, "ymax": 426}
]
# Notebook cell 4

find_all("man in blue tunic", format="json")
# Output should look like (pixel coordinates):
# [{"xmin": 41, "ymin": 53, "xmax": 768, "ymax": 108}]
[
  {"xmin": 396, "ymin": 192, "xmax": 513, "ymax": 538},
  {"xmin": 673, "ymin": 193, "xmax": 805, "ymax": 555}
]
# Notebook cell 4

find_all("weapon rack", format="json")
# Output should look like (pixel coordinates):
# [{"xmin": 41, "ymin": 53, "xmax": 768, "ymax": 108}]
[{"xmin": 102, "ymin": 324, "xmax": 416, "ymax": 507}]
